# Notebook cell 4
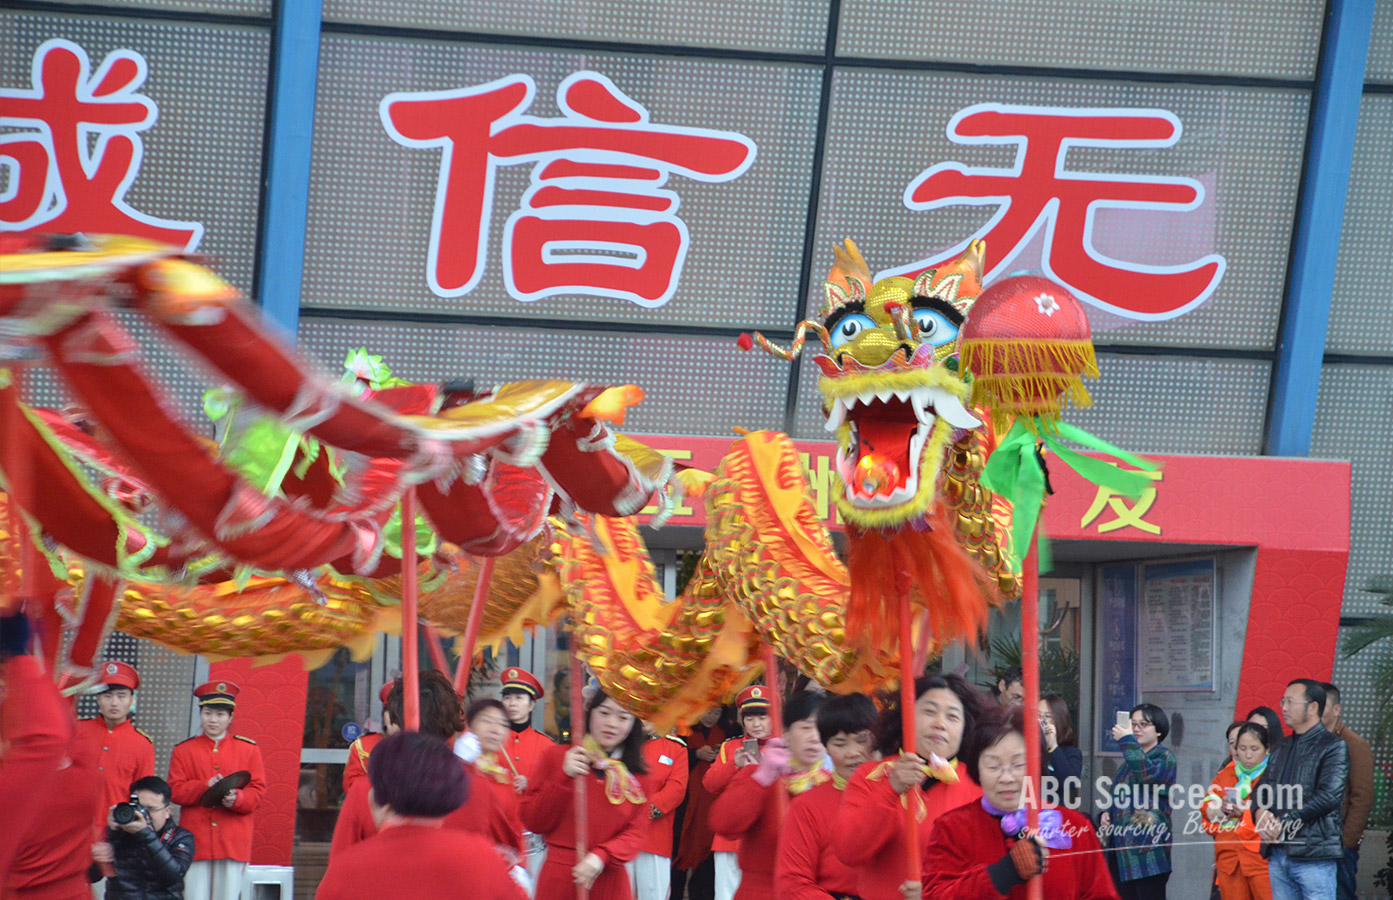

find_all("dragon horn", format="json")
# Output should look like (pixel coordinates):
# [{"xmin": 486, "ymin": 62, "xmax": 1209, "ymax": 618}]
[{"xmin": 737, "ymin": 321, "xmax": 831, "ymax": 361}]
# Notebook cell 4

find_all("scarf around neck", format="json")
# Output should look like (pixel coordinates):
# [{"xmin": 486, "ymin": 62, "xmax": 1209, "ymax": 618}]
[{"xmin": 581, "ymin": 735, "xmax": 646, "ymax": 805}]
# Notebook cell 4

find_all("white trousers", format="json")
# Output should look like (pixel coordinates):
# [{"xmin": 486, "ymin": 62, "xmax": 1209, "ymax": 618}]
[
  {"xmin": 625, "ymin": 852, "xmax": 671, "ymax": 900},
  {"xmin": 524, "ymin": 833, "xmax": 547, "ymax": 898},
  {"xmin": 184, "ymin": 859, "xmax": 247, "ymax": 900},
  {"xmin": 713, "ymin": 851, "xmax": 741, "ymax": 900}
]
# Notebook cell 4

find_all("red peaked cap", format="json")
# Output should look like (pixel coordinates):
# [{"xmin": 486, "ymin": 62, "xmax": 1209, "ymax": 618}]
[
  {"xmin": 194, "ymin": 680, "xmax": 240, "ymax": 708},
  {"xmin": 96, "ymin": 660, "xmax": 140, "ymax": 691},
  {"xmin": 736, "ymin": 685, "xmax": 771, "ymax": 713},
  {"xmin": 500, "ymin": 667, "xmax": 544, "ymax": 699}
]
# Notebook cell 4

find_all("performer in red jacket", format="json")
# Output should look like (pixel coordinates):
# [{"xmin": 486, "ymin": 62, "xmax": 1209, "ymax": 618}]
[
  {"xmin": 340, "ymin": 680, "xmax": 395, "ymax": 796},
  {"xmin": 462, "ymin": 697, "xmax": 528, "ymax": 857},
  {"xmin": 74, "ymin": 661, "xmax": 155, "ymax": 819},
  {"xmin": 702, "ymin": 685, "xmax": 774, "ymax": 900},
  {"xmin": 500, "ymin": 667, "xmax": 555, "ymax": 783},
  {"xmin": 330, "ymin": 671, "xmax": 512, "ymax": 859},
  {"xmin": 168, "ymin": 681, "xmax": 266, "ymax": 900},
  {"xmin": 673, "ymin": 706, "xmax": 726, "ymax": 900},
  {"xmin": 834, "ymin": 673, "xmax": 985, "ymax": 900},
  {"xmin": 521, "ymin": 689, "xmax": 650, "ymax": 900},
  {"xmin": 776, "ymin": 692, "xmax": 878, "ymax": 900},
  {"xmin": 708, "ymin": 691, "xmax": 830, "ymax": 900},
  {"xmin": 317, "ymin": 731, "xmax": 527, "ymax": 900},
  {"xmin": 629, "ymin": 724, "xmax": 689, "ymax": 900},
  {"xmin": 923, "ymin": 706, "xmax": 1119, "ymax": 900}
]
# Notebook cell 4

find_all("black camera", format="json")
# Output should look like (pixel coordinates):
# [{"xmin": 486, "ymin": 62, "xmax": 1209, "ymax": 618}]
[{"xmin": 112, "ymin": 793, "xmax": 149, "ymax": 827}]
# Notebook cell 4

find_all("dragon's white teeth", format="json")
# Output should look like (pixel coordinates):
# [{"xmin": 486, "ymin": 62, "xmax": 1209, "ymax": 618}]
[
  {"xmin": 824, "ymin": 398, "xmax": 847, "ymax": 433},
  {"xmin": 894, "ymin": 390, "xmax": 911, "ymax": 403},
  {"xmin": 875, "ymin": 389, "xmax": 895, "ymax": 404},
  {"xmin": 929, "ymin": 387, "xmax": 982, "ymax": 429}
]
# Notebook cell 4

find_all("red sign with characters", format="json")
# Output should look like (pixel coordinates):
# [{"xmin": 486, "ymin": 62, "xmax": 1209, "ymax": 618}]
[{"xmin": 379, "ymin": 71, "xmax": 756, "ymax": 306}]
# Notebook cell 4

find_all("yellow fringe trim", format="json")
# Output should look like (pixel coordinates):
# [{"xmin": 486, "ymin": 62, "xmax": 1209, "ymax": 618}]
[{"xmin": 960, "ymin": 340, "xmax": 1098, "ymax": 434}]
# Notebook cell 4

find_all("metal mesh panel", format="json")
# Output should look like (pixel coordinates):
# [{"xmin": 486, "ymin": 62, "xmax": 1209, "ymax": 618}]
[
  {"xmin": 303, "ymin": 35, "xmax": 820, "ymax": 331},
  {"xmin": 1312, "ymin": 364, "xmax": 1393, "ymax": 618},
  {"xmin": 322, "ymin": 0, "xmax": 830, "ymax": 55},
  {"xmin": 297, "ymin": 317, "xmax": 790, "ymax": 436},
  {"xmin": 836, "ymin": 0, "xmax": 1324, "ymax": 79},
  {"xmin": 1328, "ymin": 94, "xmax": 1393, "ymax": 356},
  {"xmin": 1368, "ymin": 0, "xmax": 1393, "ymax": 83},
  {"xmin": 791, "ymin": 353, "xmax": 1271, "ymax": 456},
  {"xmin": 809, "ymin": 68, "xmax": 1307, "ymax": 351},
  {"xmin": 1, "ymin": 14, "xmax": 270, "ymax": 296},
  {"xmin": 56, "ymin": 0, "xmax": 270, "ymax": 15}
]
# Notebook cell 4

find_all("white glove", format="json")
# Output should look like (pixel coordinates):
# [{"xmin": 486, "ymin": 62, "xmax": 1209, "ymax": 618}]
[{"xmin": 454, "ymin": 731, "xmax": 482, "ymax": 764}]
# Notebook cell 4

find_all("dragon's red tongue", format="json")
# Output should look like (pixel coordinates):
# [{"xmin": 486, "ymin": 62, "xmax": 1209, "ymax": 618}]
[{"xmin": 855, "ymin": 417, "xmax": 915, "ymax": 493}]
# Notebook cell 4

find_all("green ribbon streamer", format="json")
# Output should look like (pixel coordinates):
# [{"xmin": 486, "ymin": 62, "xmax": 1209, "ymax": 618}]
[{"xmin": 981, "ymin": 418, "xmax": 1159, "ymax": 574}]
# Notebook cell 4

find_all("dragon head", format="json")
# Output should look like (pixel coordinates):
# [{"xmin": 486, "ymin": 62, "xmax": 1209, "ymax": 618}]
[{"xmin": 743, "ymin": 240, "xmax": 987, "ymax": 529}]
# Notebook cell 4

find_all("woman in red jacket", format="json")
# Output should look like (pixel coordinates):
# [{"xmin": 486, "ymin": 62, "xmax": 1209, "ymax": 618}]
[
  {"xmin": 522, "ymin": 689, "xmax": 650, "ymax": 900},
  {"xmin": 923, "ymin": 706, "xmax": 1118, "ymax": 899},
  {"xmin": 833, "ymin": 673, "xmax": 985, "ymax": 900},
  {"xmin": 317, "ymin": 731, "xmax": 525, "ymax": 900},
  {"xmin": 463, "ymin": 698, "xmax": 528, "ymax": 858},
  {"xmin": 776, "ymin": 692, "xmax": 878, "ymax": 900}
]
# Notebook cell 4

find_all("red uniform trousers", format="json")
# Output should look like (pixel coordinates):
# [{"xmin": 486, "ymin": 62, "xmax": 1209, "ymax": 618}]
[
  {"xmin": 833, "ymin": 758, "xmax": 982, "ymax": 900},
  {"xmin": 637, "ymin": 735, "xmax": 689, "ymax": 857},
  {"xmin": 340, "ymin": 732, "xmax": 381, "ymax": 796},
  {"xmin": 521, "ymin": 744, "xmax": 648, "ymax": 900},
  {"xmin": 316, "ymin": 823, "xmax": 527, "ymax": 900},
  {"xmin": 330, "ymin": 759, "xmax": 514, "ymax": 859},
  {"xmin": 923, "ymin": 802, "xmax": 1119, "ymax": 900},
  {"xmin": 776, "ymin": 779, "xmax": 860, "ymax": 900},
  {"xmin": 168, "ymin": 733, "xmax": 266, "ymax": 862}
]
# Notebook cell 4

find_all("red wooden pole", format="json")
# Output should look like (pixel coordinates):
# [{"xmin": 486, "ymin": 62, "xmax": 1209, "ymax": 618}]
[
  {"xmin": 453, "ymin": 555, "xmax": 495, "ymax": 694},
  {"xmin": 1022, "ymin": 533, "xmax": 1043, "ymax": 900},
  {"xmin": 899, "ymin": 591, "xmax": 921, "ymax": 883},
  {"xmin": 569, "ymin": 626, "xmax": 588, "ymax": 900},
  {"xmin": 400, "ymin": 488, "xmax": 420, "ymax": 731},
  {"xmin": 423, "ymin": 623, "xmax": 450, "ymax": 676},
  {"xmin": 761, "ymin": 645, "xmax": 787, "ymax": 822}
]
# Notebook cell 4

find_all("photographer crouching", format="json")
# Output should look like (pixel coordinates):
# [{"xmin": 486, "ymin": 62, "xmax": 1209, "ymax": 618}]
[{"xmin": 91, "ymin": 777, "xmax": 196, "ymax": 900}]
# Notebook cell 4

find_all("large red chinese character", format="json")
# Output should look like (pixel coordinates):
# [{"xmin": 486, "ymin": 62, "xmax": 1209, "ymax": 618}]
[
  {"xmin": 888, "ymin": 104, "xmax": 1225, "ymax": 321},
  {"xmin": 0, "ymin": 40, "xmax": 203, "ymax": 248},
  {"xmin": 380, "ymin": 72, "xmax": 755, "ymax": 307}
]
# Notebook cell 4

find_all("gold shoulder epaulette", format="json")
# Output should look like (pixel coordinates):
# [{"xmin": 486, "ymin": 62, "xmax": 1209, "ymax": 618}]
[{"xmin": 233, "ymin": 735, "xmax": 257, "ymax": 745}]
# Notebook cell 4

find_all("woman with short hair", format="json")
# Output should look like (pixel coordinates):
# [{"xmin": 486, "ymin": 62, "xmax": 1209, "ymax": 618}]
[
  {"xmin": 317, "ymin": 732, "xmax": 525, "ymax": 900},
  {"xmin": 522, "ymin": 690, "xmax": 649, "ymax": 900},
  {"xmin": 1040, "ymin": 692, "xmax": 1082, "ymax": 784},
  {"xmin": 923, "ymin": 706, "xmax": 1118, "ymax": 899},
  {"xmin": 833, "ymin": 674, "xmax": 986, "ymax": 900},
  {"xmin": 1102, "ymin": 703, "xmax": 1177, "ymax": 900},
  {"xmin": 1203, "ymin": 723, "xmax": 1273, "ymax": 900}
]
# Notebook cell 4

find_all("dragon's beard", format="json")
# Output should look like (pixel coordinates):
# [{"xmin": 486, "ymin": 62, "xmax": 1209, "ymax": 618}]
[{"xmin": 821, "ymin": 368, "xmax": 976, "ymax": 530}]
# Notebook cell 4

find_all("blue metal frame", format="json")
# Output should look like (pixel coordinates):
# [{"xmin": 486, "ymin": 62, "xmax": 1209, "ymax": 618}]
[
  {"xmin": 254, "ymin": 0, "xmax": 323, "ymax": 342},
  {"xmin": 1267, "ymin": 0, "xmax": 1375, "ymax": 456}
]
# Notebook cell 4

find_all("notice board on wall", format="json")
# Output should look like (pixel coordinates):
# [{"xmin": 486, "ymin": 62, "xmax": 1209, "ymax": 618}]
[
  {"xmin": 1139, "ymin": 558, "xmax": 1217, "ymax": 692},
  {"xmin": 1097, "ymin": 564, "xmax": 1139, "ymax": 754}
]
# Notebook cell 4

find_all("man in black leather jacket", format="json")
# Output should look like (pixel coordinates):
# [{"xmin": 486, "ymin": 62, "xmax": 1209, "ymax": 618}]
[
  {"xmin": 1253, "ymin": 679, "xmax": 1349, "ymax": 899},
  {"xmin": 92, "ymin": 776, "xmax": 196, "ymax": 900}
]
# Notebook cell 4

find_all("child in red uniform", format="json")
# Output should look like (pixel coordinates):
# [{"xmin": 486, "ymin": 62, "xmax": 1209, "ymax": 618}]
[
  {"xmin": 630, "ymin": 723, "xmax": 689, "ymax": 900},
  {"xmin": 923, "ymin": 706, "xmax": 1119, "ymax": 899},
  {"xmin": 709, "ymin": 691, "xmax": 832, "ymax": 900},
  {"xmin": 331, "ymin": 671, "xmax": 511, "ymax": 858},
  {"xmin": 317, "ymin": 731, "xmax": 526, "ymax": 900},
  {"xmin": 522, "ymin": 690, "xmax": 649, "ymax": 900},
  {"xmin": 834, "ymin": 673, "xmax": 985, "ymax": 900},
  {"xmin": 776, "ymin": 693, "xmax": 878, "ymax": 900},
  {"xmin": 702, "ymin": 686, "xmax": 774, "ymax": 900}
]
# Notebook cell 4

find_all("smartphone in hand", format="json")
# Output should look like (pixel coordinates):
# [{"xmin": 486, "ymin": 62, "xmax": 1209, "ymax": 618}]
[
  {"xmin": 1116, "ymin": 710, "xmax": 1131, "ymax": 731},
  {"xmin": 742, "ymin": 737, "xmax": 760, "ymax": 764}
]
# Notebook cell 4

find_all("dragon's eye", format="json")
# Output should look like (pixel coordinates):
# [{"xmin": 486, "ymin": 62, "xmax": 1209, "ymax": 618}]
[
  {"xmin": 830, "ymin": 313, "xmax": 875, "ymax": 349},
  {"xmin": 913, "ymin": 309, "xmax": 960, "ymax": 346}
]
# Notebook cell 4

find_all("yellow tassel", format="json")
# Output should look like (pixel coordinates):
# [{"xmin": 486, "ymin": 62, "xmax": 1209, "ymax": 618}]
[{"xmin": 959, "ymin": 339, "xmax": 1098, "ymax": 433}]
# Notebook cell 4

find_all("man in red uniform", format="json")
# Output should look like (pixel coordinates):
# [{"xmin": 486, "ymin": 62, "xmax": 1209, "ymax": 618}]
[
  {"xmin": 630, "ymin": 724, "xmax": 689, "ymax": 900},
  {"xmin": 168, "ymin": 681, "xmax": 266, "ymax": 900},
  {"xmin": 702, "ymin": 685, "xmax": 774, "ymax": 900},
  {"xmin": 341, "ymin": 680, "xmax": 394, "ymax": 795},
  {"xmin": 776, "ymin": 693, "xmax": 878, "ymax": 900},
  {"xmin": 709, "ymin": 691, "xmax": 830, "ymax": 900}
]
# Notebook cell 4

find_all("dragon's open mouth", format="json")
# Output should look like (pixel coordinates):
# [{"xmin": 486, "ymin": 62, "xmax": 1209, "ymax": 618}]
[{"xmin": 827, "ymin": 385, "xmax": 980, "ymax": 509}]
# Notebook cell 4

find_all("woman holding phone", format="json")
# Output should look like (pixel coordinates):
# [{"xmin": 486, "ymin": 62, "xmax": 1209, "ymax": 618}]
[
  {"xmin": 1101, "ymin": 703, "xmax": 1177, "ymax": 900},
  {"xmin": 1202, "ymin": 723, "xmax": 1273, "ymax": 900}
]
